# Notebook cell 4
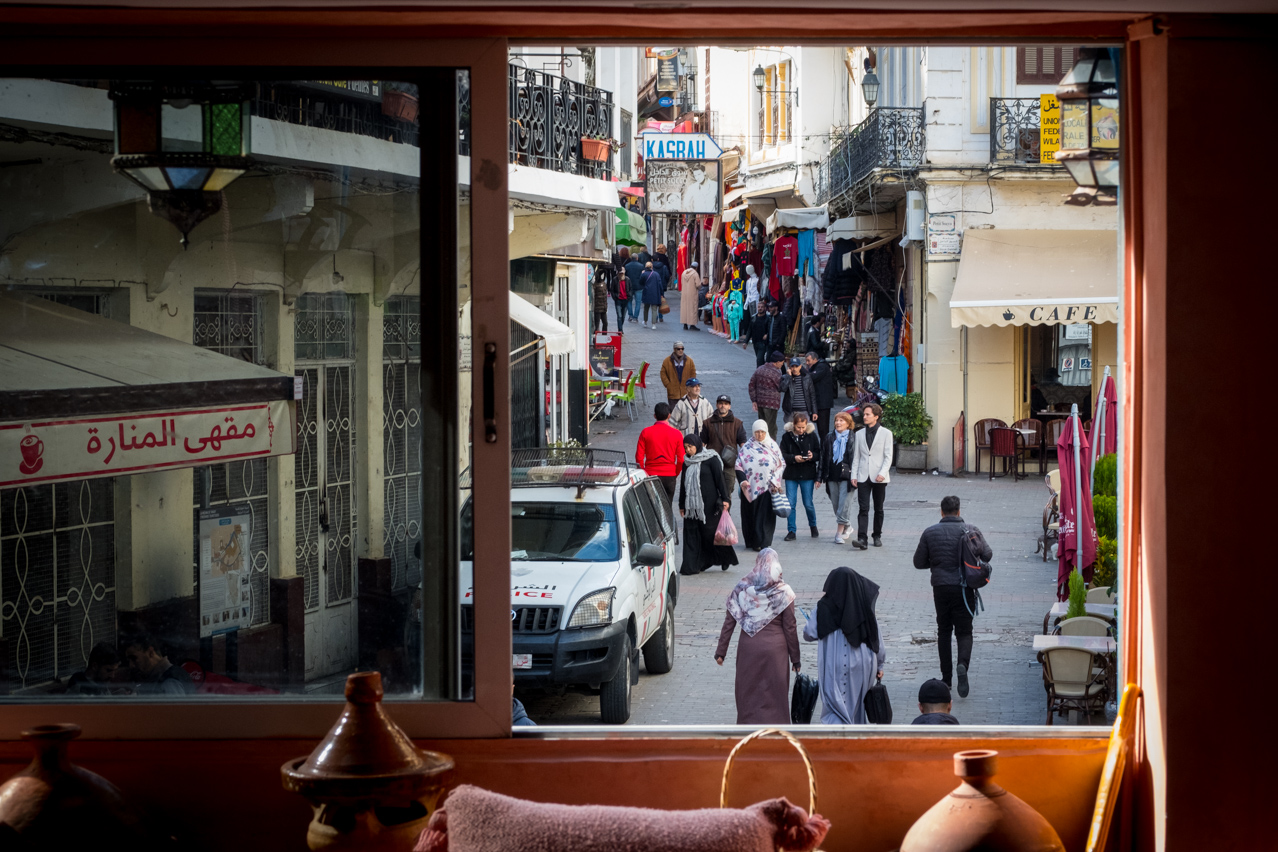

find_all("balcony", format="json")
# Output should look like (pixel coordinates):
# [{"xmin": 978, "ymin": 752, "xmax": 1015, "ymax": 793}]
[
  {"xmin": 509, "ymin": 64, "xmax": 614, "ymax": 181},
  {"xmin": 990, "ymin": 97, "xmax": 1063, "ymax": 166},
  {"xmin": 816, "ymin": 108, "xmax": 924, "ymax": 212}
]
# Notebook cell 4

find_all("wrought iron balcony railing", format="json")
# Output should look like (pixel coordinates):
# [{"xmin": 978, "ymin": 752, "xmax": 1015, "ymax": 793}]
[
  {"xmin": 250, "ymin": 82, "xmax": 420, "ymax": 148},
  {"xmin": 990, "ymin": 97, "xmax": 1060, "ymax": 165},
  {"xmin": 509, "ymin": 64, "xmax": 614, "ymax": 181},
  {"xmin": 816, "ymin": 108, "xmax": 924, "ymax": 205}
]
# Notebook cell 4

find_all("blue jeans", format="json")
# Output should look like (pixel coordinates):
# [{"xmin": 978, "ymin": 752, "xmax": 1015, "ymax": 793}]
[
  {"xmin": 628, "ymin": 291, "xmax": 642, "ymax": 320},
  {"xmin": 785, "ymin": 479, "xmax": 818, "ymax": 533}
]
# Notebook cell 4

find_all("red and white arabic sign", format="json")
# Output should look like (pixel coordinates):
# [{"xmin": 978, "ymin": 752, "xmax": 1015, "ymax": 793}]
[{"xmin": 0, "ymin": 400, "xmax": 296, "ymax": 488}]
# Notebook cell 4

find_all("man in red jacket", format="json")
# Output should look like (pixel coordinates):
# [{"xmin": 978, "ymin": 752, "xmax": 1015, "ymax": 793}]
[{"xmin": 635, "ymin": 402, "xmax": 685, "ymax": 503}]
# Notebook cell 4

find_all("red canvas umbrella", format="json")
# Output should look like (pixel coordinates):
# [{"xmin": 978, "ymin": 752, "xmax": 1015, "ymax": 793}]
[
  {"xmin": 1089, "ymin": 365, "xmax": 1118, "ymax": 479},
  {"xmin": 1057, "ymin": 406, "xmax": 1098, "ymax": 600}
]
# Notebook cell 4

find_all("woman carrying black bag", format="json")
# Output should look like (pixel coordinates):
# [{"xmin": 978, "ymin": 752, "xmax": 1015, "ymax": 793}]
[{"xmin": 801, "ymin": 566, "xmax": 886, "ymax": 724}]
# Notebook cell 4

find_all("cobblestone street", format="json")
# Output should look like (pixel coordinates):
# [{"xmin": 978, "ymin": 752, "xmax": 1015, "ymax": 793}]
[{"xmin": 521, "ymin": 315, "xmax": 1087, "ymax": 727}]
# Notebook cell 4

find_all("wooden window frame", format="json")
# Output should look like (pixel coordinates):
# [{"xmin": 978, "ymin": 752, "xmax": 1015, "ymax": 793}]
[{"xmin": 1016, "ymin": 45, "xmax": 1080, "ymax": 85}]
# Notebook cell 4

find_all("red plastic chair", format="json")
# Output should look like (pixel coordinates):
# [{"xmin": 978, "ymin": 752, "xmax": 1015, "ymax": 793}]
[
  {"xmin": 1045, "ymin": 418, "xmax": 1068, "ymax": 467},
  {"xmin": 973, "ymin": 418, "xmax": 1007, "ymax": 473},
  {"xmin": 988, "ymin": 426, "xmax": 1026, "ymax": 480},
  {"xmin": 635, "ymin": 360, "xmax": 650, "ymax": 406}
]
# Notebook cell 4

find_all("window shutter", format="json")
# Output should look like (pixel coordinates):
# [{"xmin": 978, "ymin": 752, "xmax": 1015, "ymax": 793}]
[{"xmin": 1016, "ymin": 46, "xmax": 1079, "ymax": 85}]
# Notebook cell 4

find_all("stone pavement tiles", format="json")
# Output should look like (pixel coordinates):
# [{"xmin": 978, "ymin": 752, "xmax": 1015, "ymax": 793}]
[{"xmin": 522, "ymin": 317, "xmax": 1103, "ymax": 727}]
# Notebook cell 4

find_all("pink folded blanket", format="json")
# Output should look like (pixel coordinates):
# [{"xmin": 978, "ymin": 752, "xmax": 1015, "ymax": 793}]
[{"xmin": 416, "ymin": 785, "xmax": 830, "ymax": 852}]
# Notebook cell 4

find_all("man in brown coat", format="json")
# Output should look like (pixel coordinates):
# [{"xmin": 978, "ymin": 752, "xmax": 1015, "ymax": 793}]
[
  {"xmin": 701, "ymin": 394, "xmax": 748, "ymax": 502},
  {"xmin": 660, "ymin": 342, "xmax": 696, "ymax": 407}
]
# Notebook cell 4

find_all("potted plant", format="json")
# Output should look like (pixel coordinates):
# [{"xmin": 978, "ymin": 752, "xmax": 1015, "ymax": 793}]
[
  {"xmin": 880, "ymin": 391, "xmax": 933, "ymax": 470},
  {"xmin": 580, "ymin": 134, "xmax": 611, "ymax": 162},
  {"xmin": 381, "ymin": 82, "xmax": 419, "ymax": 124}
]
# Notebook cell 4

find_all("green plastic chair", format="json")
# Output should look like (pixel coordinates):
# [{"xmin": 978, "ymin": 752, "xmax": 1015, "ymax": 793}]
[{"xmin": 605, "ymin": 371, "xmax": 637, "ymax": 421}]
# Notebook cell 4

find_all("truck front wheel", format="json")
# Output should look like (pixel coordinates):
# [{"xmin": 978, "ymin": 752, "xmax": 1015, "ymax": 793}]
[{"xmin": 599, "ymin": 633, "xmax": 633, "ymax": 724}]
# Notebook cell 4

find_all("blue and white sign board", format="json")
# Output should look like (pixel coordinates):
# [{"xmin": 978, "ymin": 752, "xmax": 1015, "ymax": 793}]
[
  {"xmin": 642, "ymin": 132, "xmax": 724, "ymax": 161},
  {"xmin": 657, "ymin": 96, "xmax": 674, "ymax": 107}
]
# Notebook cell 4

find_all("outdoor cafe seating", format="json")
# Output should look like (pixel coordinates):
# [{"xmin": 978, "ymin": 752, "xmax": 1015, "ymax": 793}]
[{"xmin": 988, "ymin": 426, "xmax": 1028, "ymax": 480}]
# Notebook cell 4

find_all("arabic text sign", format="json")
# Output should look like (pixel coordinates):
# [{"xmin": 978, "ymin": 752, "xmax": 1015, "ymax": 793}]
[
  {"xmin": 0, "ymin": 400, "xmax": 296, "ymax": 488},
  {"xmin": 645, "ymin": 159, "xmax": 722, "ymax": 214},
  {"xmin": 642, "ymin": 132, "xmax": 724, "ymax": 161},
  {"xmin": 1040, "ymin": 94, "xmax": 1061, "ymax": 164},
  {"xmin": 199, "ymin": 504, "xmax": 253, "ymax": 638}
]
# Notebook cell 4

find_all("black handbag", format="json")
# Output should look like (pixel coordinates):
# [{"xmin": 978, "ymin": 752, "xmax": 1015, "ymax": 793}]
[
  {"xmin": 791, "ymin": 673, "xmax": 820, "ymax": 724},
  {"xmin": 864, "ymin": 675, "xmax": 892, "ymax": 724}
]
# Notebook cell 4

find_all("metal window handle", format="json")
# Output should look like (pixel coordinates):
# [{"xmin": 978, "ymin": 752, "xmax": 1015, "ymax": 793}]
[
  {"xmin": 319, "ymin": 496, "xmax": 330, "ymax": 532},
  {"xmin": 483, "ymin": 342, "xmax": 497, "ymax": 443}
]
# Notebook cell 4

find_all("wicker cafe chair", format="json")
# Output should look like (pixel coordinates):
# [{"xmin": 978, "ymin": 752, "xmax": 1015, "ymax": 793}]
[
  {"xmin": 1041, "ymin": 646, "xmax": 1109, "ymax": 725},
  {"xmin": 988, "ymin": 427, "xmax": 1026, "ymax": 481},
  {"xmin": 973, "ymin": 418, "xmax": 1007, "ymax": 473},
  {"xmin": 1087, "ymin": 586, "xmax": 1117, "ymax": 605},
  {"xmin": 1037, "ymin": 470, "xmax": 1061, "ymax": 561},
  {"xmin": 1045, "ymin": 418, "xmax": 1068, "ymax": 467},
  {"xmin": 1013, "ymin": 418, "xmax": 1046, "ymax": 475},
  {"xmin": 1057, "ymin": 616, "xmax": 1114, "ymax": 638}
]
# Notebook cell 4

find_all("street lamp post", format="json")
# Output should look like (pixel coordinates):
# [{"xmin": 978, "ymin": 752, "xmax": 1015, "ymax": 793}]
[{"xmin": 752, "ymin": 64, "xmax": 799, "ymax": 108}]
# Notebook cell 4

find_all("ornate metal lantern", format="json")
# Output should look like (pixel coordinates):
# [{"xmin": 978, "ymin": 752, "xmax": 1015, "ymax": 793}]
[
  {"xmin": 1055, "ymin": 48, "xmax": 1119, "ymax": 206},
  {"xmin": 860, "ymin": 69, "xmax": 880, "ymax": 108},
  {"xmin": 752, "ymin": 65, "xmax": 767, "ymax": 93},
  {"xmin": 109, "ymin": 81, "xmax": 253, "ymax": 246}
]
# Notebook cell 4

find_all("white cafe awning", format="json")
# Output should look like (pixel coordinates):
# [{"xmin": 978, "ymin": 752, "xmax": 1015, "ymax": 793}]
[
  {"xmin": 508, "ymin": 292, "xmax": 575, "ymax": 355},
  {"xmin": 766, "ymin": 205, "xmax": 830, "ymax": 233},
  {"xmin": 0, "ymin": 293, "xmax": 296, "ymax": 489},
  {"xmin": 950, "ymin": 230, "xmax": 1119, "ymax": 328}
]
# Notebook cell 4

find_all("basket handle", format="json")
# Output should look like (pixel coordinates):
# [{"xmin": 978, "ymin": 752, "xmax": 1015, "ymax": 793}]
[{"xmin": 720, "ymin": 727, "xmax": 818, "ymax": 815}]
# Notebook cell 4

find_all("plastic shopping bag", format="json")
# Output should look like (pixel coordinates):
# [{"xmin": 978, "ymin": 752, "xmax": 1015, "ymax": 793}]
[{"xmin": 714, "ymin": 511, "xmax": 739, "ymax": 546}]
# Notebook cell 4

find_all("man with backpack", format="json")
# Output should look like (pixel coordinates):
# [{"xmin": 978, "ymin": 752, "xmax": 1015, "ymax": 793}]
[{"xmin": 912, "ymin": 495, "xmax": 992, "ymax": 699}]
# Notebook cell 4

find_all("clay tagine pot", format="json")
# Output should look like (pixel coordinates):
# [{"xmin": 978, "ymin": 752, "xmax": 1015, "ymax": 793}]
[
  {"xmin": 0, "ymin": 722, "xmax": 160, "ymax": 848},
  {"xmin": 281, "ymin": 671, "xmax": 454, "ymax": 852},
  {"xmin": 900, "ymin": 750, "xmax": 1065, "ymax": 852}
]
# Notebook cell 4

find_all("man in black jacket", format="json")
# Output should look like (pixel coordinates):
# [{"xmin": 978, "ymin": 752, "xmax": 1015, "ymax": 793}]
[
  {"xmin": 805, "ymin": 351, "xmax": 836, "ymax": 440},
  {"xmin": 740, "ymin": 301, "xmax": 770, "ymax": 366},
  {"xmin": 701, "ymin": 394, "xmax": 748, "ymax": 502},
  {"xmin": 911, "ymin": 679, "xmax": 959, "ymax": 725},
  {"xmin": 912, "ymin": 495, "xmax": 992, "ymax": 699}
]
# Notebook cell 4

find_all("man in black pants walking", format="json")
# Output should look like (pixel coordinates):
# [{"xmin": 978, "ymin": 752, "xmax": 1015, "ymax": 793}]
[{"xmin": 912, "ymin": 495, "xmax": 992, "ymax": 698}]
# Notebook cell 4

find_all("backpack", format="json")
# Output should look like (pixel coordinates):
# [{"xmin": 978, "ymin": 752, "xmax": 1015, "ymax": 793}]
[{"xmin": 959, "ymin": 525, "xmax": 992, "ymax": 616}]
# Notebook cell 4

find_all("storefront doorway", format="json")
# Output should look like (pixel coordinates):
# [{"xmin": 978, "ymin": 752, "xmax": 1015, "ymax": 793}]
[{"xmin": 294, "ymin": 293, "xmax": 359, "ymax": 681}]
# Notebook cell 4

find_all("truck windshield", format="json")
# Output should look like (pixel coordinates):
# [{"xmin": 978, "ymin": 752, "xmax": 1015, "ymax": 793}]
[{"xmin": 461, "ymin": 501, "xmax": 620, "ymax": 561}]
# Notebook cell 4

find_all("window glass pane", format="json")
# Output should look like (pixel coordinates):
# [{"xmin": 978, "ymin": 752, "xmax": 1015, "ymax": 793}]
[{"xmin": 0, "ymin": 75, "xmax": 456, "ymax": 701}]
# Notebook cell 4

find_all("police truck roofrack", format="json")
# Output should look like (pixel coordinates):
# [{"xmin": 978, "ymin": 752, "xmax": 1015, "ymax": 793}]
[{"xmin": 511, "ymin": 447, "xmax": 631, "ymax": 493}]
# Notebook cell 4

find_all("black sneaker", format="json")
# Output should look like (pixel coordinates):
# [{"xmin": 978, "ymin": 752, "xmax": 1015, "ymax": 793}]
[
  {"xmin": 872, "ymin": 535, "xmax": 882, "ymax": 547},
  {"xmin": 956, "ymin": 664, "xmax": 970, "ymax": 698},
  {"xmin": 810, "ymin": 526, "xmax": 819, "ymax": 538},
  {"xmin": 783, "ymin": 531, "xmax": 797, "ymax": 542},
  {"xmin": 851, "ymin": 538, "xmax": 868, "ymax": 550}
]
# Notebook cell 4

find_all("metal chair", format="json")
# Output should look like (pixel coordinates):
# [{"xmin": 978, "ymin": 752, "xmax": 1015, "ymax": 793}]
[
  {"xmin": 988, "ymin": 426, "xmax": 1026, "ymax": 480},
  {"xmin": 972, "ymin": 418, "xmax": 1007, "ymax": 473},
  {"xmin": 1037, "ymin": 470, "xmax": 1061, "ymax": 561},
  {"xmin": 1045, "ymin": 418, "xmax": 1068, "ymax": 467},
  {"xmin": 1041, "ymin": 646, "xmax": 1109, "ymax": 725},
  {"xmin": 1013, "ymin": 418, "xmax": 1045, "ymax": 475}
]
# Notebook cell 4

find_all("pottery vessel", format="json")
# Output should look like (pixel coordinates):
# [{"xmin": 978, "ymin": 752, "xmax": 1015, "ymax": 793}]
[
  {"xmin": 281, "ymin": 671, "xmax": 454, "ymax": 852},
  {"xmin": 0, "ymin": 722, "xmax": 158, "ymax": 848},
  {"xmin": 900, "ymin": 750, "xmax": 1065, "ymax": 852}
]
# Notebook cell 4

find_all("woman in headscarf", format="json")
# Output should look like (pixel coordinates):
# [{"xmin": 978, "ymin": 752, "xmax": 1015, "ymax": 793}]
[
  {"xmin": 816, "ymin": 410, "xmax": 857, "ymax": 544},
  {"xmin": 801, "ymin": 566, "xmax": 886, "ymax": 724},
  {"xmin": 735, "ymin": 420, "xmax": 785, "ymax": 551},
  {"xmin": 715, "ymin": 548, "xmax": 801, "ymax": 724},
  {"xmin": 680, "ymin": 261, "xmax": 702, "ymax": 331},
  {"xmin": 678, "ymin": 433, "xmax": 737, "ymax": 575}
]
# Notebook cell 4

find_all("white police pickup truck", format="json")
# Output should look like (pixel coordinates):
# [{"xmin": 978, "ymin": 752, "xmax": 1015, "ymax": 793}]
[{"xmin": 461, "ymin": 448, "xmax": 678, "ymax": 724}]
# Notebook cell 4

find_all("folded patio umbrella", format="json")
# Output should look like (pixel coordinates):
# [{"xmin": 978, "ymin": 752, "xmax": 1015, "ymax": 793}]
[
  {"xmin": 1057, "ymin": 410, "xmax": 1098, "ymax": 601},
  {"xmin": 1089, "ymin": 367, "xmax": 1118, "ymax": 479}
]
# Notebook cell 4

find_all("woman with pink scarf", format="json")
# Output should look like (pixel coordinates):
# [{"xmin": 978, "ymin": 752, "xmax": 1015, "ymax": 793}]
[{"xmin": 714, "ymin": 548, "xmax": 801, "ymax": 724}]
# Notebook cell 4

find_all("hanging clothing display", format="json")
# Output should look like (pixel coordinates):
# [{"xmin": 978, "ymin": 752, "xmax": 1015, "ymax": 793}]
[
  {"xmin": 773, "ymin": 234, "xmax": 799, "ymax": 276},
  {"xmin": 821, "ymin": 240, "xmax": 865, "ymax": 305},
  {"xmin": 874, "ymin": 317, "xmax": 894, "ymax": 357},
  {"xmin": 797, "ymin": 229, "xmax": 817, "ymax": 278},
  {"xmin": 879, "ymin": 355, "xmax": 909, "ymax": 395}
]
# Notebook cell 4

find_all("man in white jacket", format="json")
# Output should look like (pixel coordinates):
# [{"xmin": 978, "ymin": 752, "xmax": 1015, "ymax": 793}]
[
  {"xmin": 669, "ymin": 377, "xmax": 715, "ymax": 437},
  {"xmin": 849, "ymin": 402, "xmax": 893, "ymax": 550}
]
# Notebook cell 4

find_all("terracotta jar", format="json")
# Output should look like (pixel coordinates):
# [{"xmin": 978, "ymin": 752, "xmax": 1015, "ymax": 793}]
[
  {"xmin": 900, "ymin": 750, "xmax": 1065, "ymax": 852},
  {"xmin": 281, "ymin": 671, "xmax": 454, "ymax": 852},
  {"xmin": 0, "ymin": 722, "xmax": 159, "ymax": 848}
]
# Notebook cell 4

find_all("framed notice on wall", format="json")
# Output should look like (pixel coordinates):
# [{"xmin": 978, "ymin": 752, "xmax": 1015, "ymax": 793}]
[
  {"xmin": 198, "ymin": 504, "xmax": 252, "ymax": 638},
  {"xmin": 645, "ymin": 159, "xmax": 722, "ymax": 214}
]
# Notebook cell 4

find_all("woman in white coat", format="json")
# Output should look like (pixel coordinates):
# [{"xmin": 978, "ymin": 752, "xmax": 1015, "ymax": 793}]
[{"xmin": 849, "ymin": 402, "xmax": 893, "ymax": 550}]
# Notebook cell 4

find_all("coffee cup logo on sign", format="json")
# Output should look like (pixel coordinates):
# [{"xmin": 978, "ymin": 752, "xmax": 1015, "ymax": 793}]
[{"xmin": 19, "ymin": 434, "xmax": 44, "ymax": 475}]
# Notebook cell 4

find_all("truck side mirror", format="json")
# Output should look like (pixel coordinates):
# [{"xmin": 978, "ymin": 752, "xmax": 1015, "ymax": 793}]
[{"xmin": 634, "ymin": 542, "xmax": 665, "ymax": 567}]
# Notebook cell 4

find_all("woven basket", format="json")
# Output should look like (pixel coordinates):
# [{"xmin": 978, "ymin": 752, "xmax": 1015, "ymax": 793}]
[{"xmin": 721, "ymin": 728, "xmax": 824, "ymax": 851}]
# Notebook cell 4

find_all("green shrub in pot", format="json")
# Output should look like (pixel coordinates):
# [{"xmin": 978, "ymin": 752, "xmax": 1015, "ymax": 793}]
[{"xmin": 880, "ymin": 392, "xmax": 933, "ymax": 446}]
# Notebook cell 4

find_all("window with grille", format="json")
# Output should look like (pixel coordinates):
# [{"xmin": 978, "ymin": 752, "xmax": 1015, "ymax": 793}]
[
  {"xmin": 191, "ymin": 290, "xmax": 271, "ymax": 628},
  {"xmin": 1016, "ymin": 46, "xmax": 1079, "ymax": 85},
  {"xmin": 383, "ymin": 297, "xmax": 422, "ymax": 593}
]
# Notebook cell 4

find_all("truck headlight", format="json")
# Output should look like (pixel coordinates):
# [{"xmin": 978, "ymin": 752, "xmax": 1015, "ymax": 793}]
[{"xmin": 567, "ymin": 588, "xmax": 615, "ymax": 629}]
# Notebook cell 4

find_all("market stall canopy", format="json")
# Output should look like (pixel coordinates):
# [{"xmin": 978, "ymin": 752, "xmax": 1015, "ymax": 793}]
[
  {"xmin": 507, "ymin": 292, "xmax": 575, "ymax": 355},
  {"xmin": 615, "ymin": 206, "xmax": 647, "ymax": 247},
  {"xmin": 766, "ymin": 206, "xmax": 830, "ymax": 233},
  {"xmin": 949, "ymin": 230, "xmax": 1118, "ymax": 328},
  {"xmin": 0, "ymin": 292, "xmax": 296, "ymax": 489}
]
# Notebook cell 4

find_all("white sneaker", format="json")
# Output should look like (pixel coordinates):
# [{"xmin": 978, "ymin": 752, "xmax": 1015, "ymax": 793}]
[{"xmin": 834, "ymin": 534, "xmax": 845, "ymax": 544}]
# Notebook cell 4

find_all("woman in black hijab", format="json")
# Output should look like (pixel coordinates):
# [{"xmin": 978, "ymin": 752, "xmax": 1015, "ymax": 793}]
[
  {"xmin": 801, "ymin": 566, "xmax": 886, "ymax": 723},
  {"xmin": 678, "ymin": 433, "xmax": 738, "ymax": 574}
]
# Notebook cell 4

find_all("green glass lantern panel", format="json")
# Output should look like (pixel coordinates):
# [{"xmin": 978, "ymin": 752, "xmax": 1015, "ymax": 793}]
[
  {"xmin": 117, "ymin": 103, "xmax": 160, "ymax": 154},
  {"xmin": 164, "ymin": 166, "xmax": 213, "ymax": 190},
  {"xmin": 205, "ymin": 102, "xmax": 244, "ymax": 156}
]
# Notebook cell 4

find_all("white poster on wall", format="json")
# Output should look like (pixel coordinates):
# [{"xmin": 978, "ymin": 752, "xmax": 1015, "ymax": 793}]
[
  {"xmin": 198, "ymin": 504, "xmax": 253, "ymax": 638},
  {"xmin": 645, "ymin": 159, "xmax": 722, "ymax": 214}
]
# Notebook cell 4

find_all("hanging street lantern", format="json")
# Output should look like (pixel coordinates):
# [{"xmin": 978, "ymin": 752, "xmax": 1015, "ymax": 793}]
[
  {"xmin": 1055, "ymin": 48, "xmax": 1119, "ymax": 206},
  {"xmin": 752, "ymin": 65, "xmax": 767, "ymax": 93},
  {"xmin": 109, "ymin": 81, "xmax": 254, "ymax": 246},
  {"xmin": 860, "ymin": 69, "xmax": 880, "ymax": 109}
]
